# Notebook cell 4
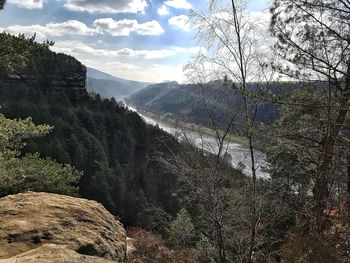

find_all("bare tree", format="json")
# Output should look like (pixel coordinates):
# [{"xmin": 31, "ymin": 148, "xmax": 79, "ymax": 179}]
[
  {"xmin": 184, "ymin": 1, "xmax": 276, "ymax": 262},
  {"xmin": 157, "ymin": 131, "xmax": 249, "ymax": 263}
]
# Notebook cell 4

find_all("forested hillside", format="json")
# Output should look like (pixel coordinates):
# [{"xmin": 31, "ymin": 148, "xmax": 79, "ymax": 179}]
[
  {"xmin": 128, "ymin": 81, "xmax": 281, "ymax": 129},
  {"xmin": 0, "ymin": 33, "xmax": 183, "ymax": 226},
  {"xmin": 87, "ymin": 67, "xmax": 150, "ymax": 99}
]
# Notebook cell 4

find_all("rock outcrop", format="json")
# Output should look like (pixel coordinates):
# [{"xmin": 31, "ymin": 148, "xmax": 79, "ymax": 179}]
[
  {"xmin": 0, "ymin": 244, "xmax": 116, "ymax": 263},
  {"xmin": 0, "ymin": 192, "xmax": 126, "ymax": 262},
  {"xmin": 0, "ymin": 71, "xmax": 88, "ymax": 104}
]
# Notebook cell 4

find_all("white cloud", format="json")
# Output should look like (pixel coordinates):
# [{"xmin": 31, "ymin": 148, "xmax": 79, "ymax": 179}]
[
  {"xmin": 168, "ymin": 15, "xmax": 190, "ymax": 31},
  {"xmin": 93, "ymin": 18, "xmax": 164, "ymax": 36},
  {"xmin": 8, "ymin": 0, "xmax": 44, "ymax": 9},
  {"xmin": 64, "ymin": 0, "xmax": 148, "ymax": 14},
  {"xmin": 51, "ymin": 40, "xmax": 198, "ymax": 82},
  {"xmin": 83, "ymin": 59, "xmax": 185, "ymax": 83},
  {"xmin": 157, "ymin": 5, "xmax": 169, "ymax": 16},
  {"xmin": 1, "ymin": 20, "xmax": 97, "ymax": 39},
  {"xmin": 138, "ymin": 63, "xmax": 186, "ymax": 82},
  {"xmin": 2, "ymin": 18, "xmax": 164, "ymax": 39},
  {"xmin": 115, "ymin": 48, "xmax": 176, "ymax": 59},
  {"xmin": 164, "ymin": 0, "xmax": 192, "ymax": 9},
  {"xmin": 85, "ymin": 59, "xmax": 140, "ymax": 71},
  {"xmin": 52, "ymin": 40, "xmax": 200, "ymax": 59},
  {"xmin": 105, "ymin": 61, "xmax": 139, "ymax": 70}
]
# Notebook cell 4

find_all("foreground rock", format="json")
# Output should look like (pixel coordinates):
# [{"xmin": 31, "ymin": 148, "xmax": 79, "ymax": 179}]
[
  {"xmin": 0, "ymin": 244, "xmax": 116, "ymax": 263},
  {"xmin": 0, "ymin": 192, "xmax": 126, "ymax": 262}
]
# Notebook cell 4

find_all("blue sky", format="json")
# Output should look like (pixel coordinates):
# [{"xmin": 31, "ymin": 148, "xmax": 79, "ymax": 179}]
[{"xmin": 0, "ymin": 0, "xmax": 270, "ymax": 82}]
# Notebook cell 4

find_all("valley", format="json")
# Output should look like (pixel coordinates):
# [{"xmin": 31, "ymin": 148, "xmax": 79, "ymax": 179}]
[
  {"xmin": 127, "ymin": 104, "xmax": 269, "ymax": 178},
  {"xmin": 86, "ymin": 71, "xmax": 270, "ymax": 178}
]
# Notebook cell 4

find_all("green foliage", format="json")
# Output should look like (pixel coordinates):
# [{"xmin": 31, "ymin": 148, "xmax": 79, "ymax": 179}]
[
  {"xmin": 268, "ymin": 1, "xmax": 350, "ymax": 259},
  {"xmin": 0, "ymin": 113, "xmax": 51, "ymax": 153},
  {"xmin": 0, "ymin": 114, "xmax": 81, "ymax": 197},
  {"xmin": 0, "ymin": 153, "xmax": 81, "ymax": 196},
  {"xmin": 0, "ymin": 79, "xmax": 180, "ymax": 226},
  {"xmin": 195, "ymin": 234, "xmax": 216, "ymax": 263},
  {"xmin": 137, "ymin": 205, "xmax": 171, "ymax": 233},
  {"xmin": 270, "ymin": 0, "xmax": 349, "ymax": 82},
  {"xmin": 168, "ymin": 209, "xmax": 195, "ymax": 247},
  {"xmin": 0, "ymin": 32, "xmax": 83, "ymax": 75},
  {"xmin": 0, "ymin": 0, "xmax": 5, "ymax": 10}
]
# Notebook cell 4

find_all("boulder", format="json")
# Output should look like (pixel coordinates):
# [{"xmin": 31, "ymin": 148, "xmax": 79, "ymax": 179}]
[
  {"xmin": 0, "ymin": 192, "xmax": 126, "ymax": 262},
  {"xmin": 0, "ymin": 244, "xmax": 117, "ymax": 263}
]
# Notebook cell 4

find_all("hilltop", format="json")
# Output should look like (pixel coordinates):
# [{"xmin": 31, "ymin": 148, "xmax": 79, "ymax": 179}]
[{"xmin": 87, "ymin": 67, "xmax": 150, "ymax": 99}]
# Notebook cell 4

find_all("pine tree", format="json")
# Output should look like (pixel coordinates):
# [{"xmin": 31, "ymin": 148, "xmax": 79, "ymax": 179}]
[
  {"xmin": 270, "ymin": 0, "xmax": 350, "ymax": 220},
  {"xmin": 168, "ymin": 209, "xmax": 195, "ymax": 247},
  {"xmin": 0, "ymin": 114, "xmax": 81, "ymax": 196},
  {"xmin": 0, "ymin": 0, "xmax": 5, "ymax": 10}
]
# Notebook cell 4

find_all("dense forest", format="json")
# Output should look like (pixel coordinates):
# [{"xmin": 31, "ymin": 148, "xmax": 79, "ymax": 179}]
[{"xmin": 0, "ymin": 32, "xmax": 186, "ymax": 226}]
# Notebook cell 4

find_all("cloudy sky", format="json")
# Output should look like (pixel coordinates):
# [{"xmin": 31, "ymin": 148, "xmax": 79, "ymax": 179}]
[{"xmin": 0, "ymin": 0, "xmax": 270, "ymax": 82}]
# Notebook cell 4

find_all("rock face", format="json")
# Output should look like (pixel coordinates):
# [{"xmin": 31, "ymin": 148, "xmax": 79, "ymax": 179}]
[
  {"xmin": 0, "ymin": 71, "xmax": 88, "ymax": 104},
  {"xmin": 0, "ymin": 244, "xmax": 116, "ymax": 263},
  {"xmin": 0, "ymin": 192, "xmax": 126, "ymax": 262}
]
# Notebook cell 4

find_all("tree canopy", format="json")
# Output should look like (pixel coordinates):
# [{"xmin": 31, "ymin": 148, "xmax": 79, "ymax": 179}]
[{"xmin": 0, "ymin": 114, "xmax": 81, "ymax": 196}]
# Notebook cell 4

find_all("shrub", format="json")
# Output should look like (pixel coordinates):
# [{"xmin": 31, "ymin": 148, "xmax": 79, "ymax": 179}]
[{"xmin": 127, "ymin": 228, "xmax": 198, "ymax": 263}]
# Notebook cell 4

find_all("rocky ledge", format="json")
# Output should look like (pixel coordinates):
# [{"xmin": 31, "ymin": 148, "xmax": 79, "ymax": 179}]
[
  {"xmin": 0, "ymin": 244, "xmax": 117, "ymax": 263},
  {"xmin": 0, "ymin": 192, "xmax": 126, "ymax": 262},
  {"xmin": 0, "ymin": 70, "xmax": 89, "ymax": 104}
]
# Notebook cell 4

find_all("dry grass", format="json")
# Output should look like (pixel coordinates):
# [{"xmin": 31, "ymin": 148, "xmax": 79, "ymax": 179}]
[{"xmin": 127, "ymin": 228, "xmax": 198, "ymax": 263}]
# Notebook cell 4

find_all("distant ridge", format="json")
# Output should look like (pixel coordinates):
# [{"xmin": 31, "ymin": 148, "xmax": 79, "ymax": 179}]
[
  {"xmin": 86, "ymin": 67, "xmax": 151, "ymax": 99},
  {"xmin": 128, "ymin": 81, "xmax": 281, "ymax": 127}
]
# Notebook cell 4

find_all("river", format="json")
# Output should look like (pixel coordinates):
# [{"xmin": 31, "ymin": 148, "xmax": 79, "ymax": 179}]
[{"xmin": 127, "ymin": 105, "xmax": 269, "ymax": 178}]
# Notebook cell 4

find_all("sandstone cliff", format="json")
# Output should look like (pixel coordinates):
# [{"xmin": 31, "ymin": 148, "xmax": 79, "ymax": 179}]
[
  {"xmin": 0, "ymin": 35, "xmax": 89, "ymax": 105},
  {"xmin": 0, "ymin": 192, "xmax": 126, "ymax": 262},
  {"xmin": 0, "ymin": 244, "xmax": 117, "ymax": 263},
  {"xmin": 0, "ymin": 71, "xmax": 88, "ymax": 104}
]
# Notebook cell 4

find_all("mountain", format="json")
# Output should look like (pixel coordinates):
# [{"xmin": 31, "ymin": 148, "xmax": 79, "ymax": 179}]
[
  {"xmin": 128, "ymin": 81, "xmax": 280, "ymax": 129},
  {"xmin": 128, "ymin": 81, "xmax": 180, "ymax": 107},
  {"xmin": 86, "ymin": 67, "xmax": 150, "ymax": 99}
]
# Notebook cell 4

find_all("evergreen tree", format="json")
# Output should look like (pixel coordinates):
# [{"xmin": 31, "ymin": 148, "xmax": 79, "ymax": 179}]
[
  {"xmin": 0, "ymin": 0, "xmax": 5, "ymax": 10},
  {"xmin": 68, "ymin": 135, "xmax": 84, "ymax": 170},
  {"xmin": 0, "ymin": 114, "xmax": 81, "ymax": 196},
  {"xmin": 270, "ymin": 0, "xmax": 350, "ymax": 219},
  {"xmin": 168, "ymin": 209, "xmax": 195, "ymax": 247},
  {"xmin": 0, "ymin": 32, "xmax": 183, "ymax": 227}
]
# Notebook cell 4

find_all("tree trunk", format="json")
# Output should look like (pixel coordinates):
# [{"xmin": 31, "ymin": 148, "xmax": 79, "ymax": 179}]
[
  {"xmin": 313, "ymin": 92, "xmax": 350, "ymax": 220},
  {"xmin": 347, "ymin": 153, "xmax": 350, "ymax": 217},
  {"xmin": 247, "ymin": 136, "xmax": 257, "ymax": 263}
]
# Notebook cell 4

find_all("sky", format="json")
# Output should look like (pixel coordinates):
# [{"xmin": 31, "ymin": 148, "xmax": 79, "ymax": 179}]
[{"xmin": 0, "ymin": 0, "xmax": 270, "ymax": 82}]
